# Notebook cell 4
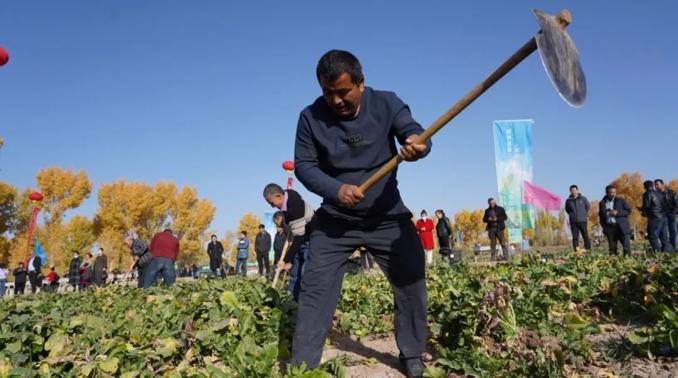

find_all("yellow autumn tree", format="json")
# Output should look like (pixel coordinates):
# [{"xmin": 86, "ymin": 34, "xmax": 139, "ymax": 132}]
[
  {"xmin": 0, "ymin": 182, "xmax": 18, "ymax": 235},
  {"xmin": 93, "ymin": 180, "xmax": 215, "ymax": 269},
  {"xmin": 221, "ymin": 230, "xmax": 238, "ymax": 264},
  {"xmin": 609, "ymin": 172, "xmax": 644, "ymax": 238},
  {"xmin": 0, "ymin": 182, "xmax": 18, "ymax": 264},
  {"xmin": 36, "ymin": 167, "xmax": 92, "ymax": 225},
  {"xmin": 453, "ymin": 209, "xmax": 484, "ymax": 246},
  {"xmin": 170, "ymin": 186, "xmax": 215, "ymax": 267},
  {"xmin": 5, "ymin": 168, "xmax": 92, "ymax": 271},
  {"xmin": 668, "ymin": 179, "xmax": 678, "ymax": 193},
  {"xmin": 57, "ymin": 216, "xmax": 96, "ymax": 272}
]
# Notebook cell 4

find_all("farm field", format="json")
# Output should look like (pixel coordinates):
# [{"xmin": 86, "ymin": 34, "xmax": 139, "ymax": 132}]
[{"xmin": 1, "ymin": 248, "xmax": 677, "ymax": 377}]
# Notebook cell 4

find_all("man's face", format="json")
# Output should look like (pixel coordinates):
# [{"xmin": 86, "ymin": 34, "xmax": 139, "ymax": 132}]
[
  {"xmin": 320, "ymin": 72, "xmax": 364, "ymax": 119},
  {"xmin": 489, "ymin": 199, "xmax": 496, "ymax": 207},
  {"xmin": 273, "ymin": 216, "xmax": 283, "ymax": 227},
  {"xmin": 607, "ymin": 188, "xmax": 617, "ymax": 198},
  {"xmin": 259, "ymin": 227, "xmax": 265, "ymax": 234},
  {"xmin": 655, "ymin": 182, "xmax": 666, "ymax": 192},
  {"xmin": 570, "ymin": 187, "xmax": 578, "ymax": 196},
  {"xmin": 265, "ymin": 193, "xmax": 284, "ymax": 209}
]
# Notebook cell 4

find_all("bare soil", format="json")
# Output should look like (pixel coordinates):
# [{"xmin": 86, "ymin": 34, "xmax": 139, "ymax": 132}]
[{"xmin": 321, "ymin": 326, "xmax": 678, "ymax": 378}]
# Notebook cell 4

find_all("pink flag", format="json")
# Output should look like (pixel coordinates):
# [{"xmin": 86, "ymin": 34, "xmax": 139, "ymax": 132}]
[{"xmin": 523, "ymin": 181, "xmax": 562, "ymax": 211}]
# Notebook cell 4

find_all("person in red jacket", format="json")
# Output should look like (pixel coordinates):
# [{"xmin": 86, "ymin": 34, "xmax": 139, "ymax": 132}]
[
  {"xmin": 141, "ymin": 228, "xmax": 180, "ymax": 288},
  {"xmin": 416, "ymin": 210, "xmax": 435, "ymax": 265}
]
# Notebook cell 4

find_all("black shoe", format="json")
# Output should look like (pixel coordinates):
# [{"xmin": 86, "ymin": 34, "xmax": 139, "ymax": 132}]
[{"xmin": 400, "ymin": 357, "xmax": 425, "ymax": 378}]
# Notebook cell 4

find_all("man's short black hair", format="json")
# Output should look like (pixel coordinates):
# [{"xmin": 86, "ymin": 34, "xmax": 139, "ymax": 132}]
[
  {"xmin": 211, "ymin": 234, "xmax": 217, "ymax": 239},
  {"xmin": 263, "ymin": 183, "xmax": 284, "ymax": 198},
  {"xmin": 98, "ymin": 247, "xmax": 104, "ymax": 252},
  {"xmin": 654, "ymin": 179, "xmax": 664, "ymax": 185},
  {"xmin": 259, "ymin": 224, "xmax": 265, "ymax": 229},
  {"xmin": 273, "ymin": 211, "xmax": 284, "ymax": 219},
  {"xmin": 488, "ymin": 197, "xmax": 495, "ymax": 203},
  {"xmin": 316, "ymin": 50, "xmax": 364, "ymax": 85},
  {"xmin": 644, "ymin": 180, "xmax": 655, "ymax": 190},
  {"xmin": 241, "ymin": 230, "xmax": 247, "ymax": 236},
  {"xmin": 570, "ymin": 185, "xmax": 578, "ymax": 191},
  {"xmin": 605, "ymin": 184, "xmax": 615, "ymax": 192}
]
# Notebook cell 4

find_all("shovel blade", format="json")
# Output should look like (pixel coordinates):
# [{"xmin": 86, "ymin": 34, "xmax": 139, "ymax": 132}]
[{"xmin": 533, "ymin": 9, "xmax": 587, "ymax": 107}]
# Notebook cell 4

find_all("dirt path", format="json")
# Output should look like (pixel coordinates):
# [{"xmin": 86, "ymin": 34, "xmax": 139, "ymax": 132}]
[
  {"xmin": 322, "ymin": 334, "xmax": 406, "ymax": 378},
  {"xmin": 321, "ymin": 328, "xmax": 678, "ymax": 378}
]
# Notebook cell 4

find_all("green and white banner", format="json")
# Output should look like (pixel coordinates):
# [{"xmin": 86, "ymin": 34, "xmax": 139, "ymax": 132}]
[{"xmin": 493, "ymin": 120, "xmax": 534, "ymax": 244}]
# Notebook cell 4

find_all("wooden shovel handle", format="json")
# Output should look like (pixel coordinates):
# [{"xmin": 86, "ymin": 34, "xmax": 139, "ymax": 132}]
[
  {"xmin": 272, "ymin": 238, "xmax": 291, "ymax": 287},
  {"xmin": 359, "ymin": 10, "xmax": 572, "ymax": 193}
]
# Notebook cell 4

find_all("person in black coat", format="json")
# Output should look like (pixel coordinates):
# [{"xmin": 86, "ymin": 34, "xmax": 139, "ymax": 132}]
[
  {"xmin": 68, "ymin": 252, "xmax": 81, "ymax": 291},
  {"xmin": 483, "ymin": 198, "xmax": 508, "ymax": 261},
  {"xmin": 206, "ymin": 235, "xmax": 224, "ymax": 277},
  {"xmin": 642, "ymin": 180, "xmax": 672, "ymax": 252},
  {"xmin": 27, "ymin": 254, "xmax": 42, "ymax": 293},
  {"xmin": 273, "ymin": 225, "xmax": 287, "ymax": 266},
  {"xmin": 254, "ymin": 225, "xmax": 272, "ymax": 278},
  {"xmin": 434, "ymin": 210, "xmax": 453, "ymax": 261},
  {"xmin": 599, "ymin": 185, "xmax": 632, "ymax": 256},
  {"xmin": 564, "ymin": 185, "xmax": 591, "ymax": 251},
  {"xmin": 13, "ymin": 262, "xmax": 28, "ymax": 295}
]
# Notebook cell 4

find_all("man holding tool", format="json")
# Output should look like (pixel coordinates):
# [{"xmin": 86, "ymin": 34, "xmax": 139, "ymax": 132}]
[
  {"xmin": 291, "ymin": 50, "xmax": 430, "ymax": 377},
  {"xmin": 290, "ymin": 9, "xmax": 585, "ymax": 377}
]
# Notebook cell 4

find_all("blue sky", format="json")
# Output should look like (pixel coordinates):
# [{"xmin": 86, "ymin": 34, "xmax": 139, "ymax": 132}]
[{"xmin": 1, "ymin": 1, "xmax": 677, "ymax": 233}]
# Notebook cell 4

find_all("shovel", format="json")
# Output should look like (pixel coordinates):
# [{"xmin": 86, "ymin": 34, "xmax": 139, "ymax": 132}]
[{"xmin": 359, "ymin": 9, "xmax": 586, "ymax": 193}]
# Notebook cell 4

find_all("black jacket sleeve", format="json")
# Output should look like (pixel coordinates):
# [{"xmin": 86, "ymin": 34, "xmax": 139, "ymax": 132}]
[{"xmin": 294, "ymin": 113, "xmax": 344, "ymax": 202}]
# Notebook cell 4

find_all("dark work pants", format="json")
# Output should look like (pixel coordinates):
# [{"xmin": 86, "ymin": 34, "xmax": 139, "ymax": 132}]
[
  {"xmin": 235, "ymin": 258, "xmax": 247, "ymax": 276},
  {"xmin": 487, "ymin": 228, "xmax": 507, "ymax": 260},
  {"xmin": 209, "ymin": 256, "xmax": 222, "ymax": 275},
  {"xmin": 28, "ymin": 272, "xmax": 41, "ymax": 293},
  {"xmin": 647, "ymin": 216, "xmax": 671, "ymax": 252},
  {"xmin": 15, "ymin": 282, "xmax": 26, "ymax": 295},
  {"xmin": 604, "ymin": 224, "xmax": 631, "ymax": 256},
  {"xmin": 256, "ymin": 252, "xmax": 270, "ymax": 277},
  {"xmin": 571, "ymin": 222, "xmax": 591, "ymax": 250},
  {"xmin": 291, "ymin": 216, "xmax": 427, "ymax": 368},
  {"xmin": 668, "ymin": 215, "xmax": 677, "ymax": 250}
]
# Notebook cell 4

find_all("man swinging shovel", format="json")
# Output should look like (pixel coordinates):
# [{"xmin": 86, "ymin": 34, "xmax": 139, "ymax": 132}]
[{"xmin": 289, "ymin": 9, "xmax": 586, "ymax": 378}]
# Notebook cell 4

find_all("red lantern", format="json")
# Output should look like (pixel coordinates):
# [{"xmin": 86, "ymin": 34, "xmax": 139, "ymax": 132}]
[
  {"xmin": 28, "ymin": 191, "xmax": 43, "ymax": 202},
  {"xmin": 282, "ymin": 160, "xmax": 294, "ymax": 173},
  {"xmin": 0, "ymin": 47, "xmax": 8, "ymax": 67}
]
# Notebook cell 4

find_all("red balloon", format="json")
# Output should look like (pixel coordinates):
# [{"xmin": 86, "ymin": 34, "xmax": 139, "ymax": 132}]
[
  {"xmin": 0, "ymin": 47, "xmax": 8, "ymax": 67},
  {"xmin": 282, "ymin": 160, "xmax": 294, "ymax": 172},
  {"xmin": 28, "ymin": 192, "xmax": 43, "ymax": 202}
]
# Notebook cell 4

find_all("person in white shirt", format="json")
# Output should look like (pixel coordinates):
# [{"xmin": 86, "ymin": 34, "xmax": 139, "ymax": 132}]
[{"xmin": 0, "ymin": 263, "xmax": 8, "ymax": 297}]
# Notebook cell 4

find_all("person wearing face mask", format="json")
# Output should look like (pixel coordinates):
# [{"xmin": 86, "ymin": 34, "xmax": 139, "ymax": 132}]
[
  {"xmin": 416, "ymin": 210, "xmax": 435, "ymax": 265},
  {"xmin": 68, "ymin": 252, "xmax": 81, "ymax": 291},
  {"xmin": 599, "ymin": 184, "xmax": 632, "ymax": 256}
]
